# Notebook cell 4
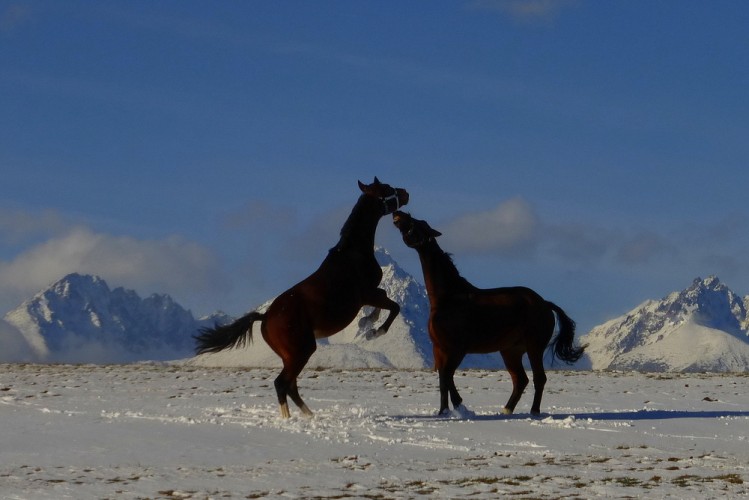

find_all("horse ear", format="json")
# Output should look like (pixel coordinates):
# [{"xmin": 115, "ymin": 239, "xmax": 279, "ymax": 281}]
[
  {"xmin": 430, "ymin": 228, "xmax": 443, "ymax": 238},
  {"xmin": 373, "ymin": 176, "xmax": 381, "ymax": 185},
  {"xmin": 358, "ymin": 180, "xmax": 368, "ymax": 193}
]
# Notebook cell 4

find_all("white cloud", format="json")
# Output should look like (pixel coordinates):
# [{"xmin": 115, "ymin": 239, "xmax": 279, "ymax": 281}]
[
  {"xmin": 220, "ymin": 200, "xmax": 298, "ymax": 231},
  {"xmin": 0, "ymin": 319, "xmax": 36, "ymax": 362},
  {"xmin": 0, "ymin": 226, "xmax": 226, "ymax": 313},
  {"xmin": 439, "ymin": 197, "xmax": 539, "ymax": 256},
  {"xmin": 0, "ymin": 207, "xmax": 69, "ymax": 245},
  {"xmin": 616, "ymin": 231, "xmax": 675, "ymax": 265},
  {"xmin": 544, "ymin": 222, "xmax": 611, "ymax": 264}
]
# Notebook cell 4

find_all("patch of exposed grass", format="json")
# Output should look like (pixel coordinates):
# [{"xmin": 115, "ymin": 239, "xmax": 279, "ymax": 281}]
[
  {"xmin": 615, "ymin": 477, "xmax": 642, "ymax": 487},
  {"xmin": 672, "ymin": 475, "xmax": 693, "ymax": 487},
  {"xmin": 669, "ymin": 473, "xmax": 745, "ymax": 487},
  {"xmin": 715, "ymin": 474, "xmax": 744, "ymax": 485}
]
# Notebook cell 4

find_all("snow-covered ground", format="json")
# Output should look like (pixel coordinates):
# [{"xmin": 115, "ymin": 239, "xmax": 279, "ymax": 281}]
[{"xmin": 1, "ymin": 364, "xmax": 747, "ymax": 499}]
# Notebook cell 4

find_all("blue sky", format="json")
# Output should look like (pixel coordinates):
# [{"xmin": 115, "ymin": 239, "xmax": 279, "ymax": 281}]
[{"xmin": 2, "ymin": 0, "xmax": 748, "ymax": 333}]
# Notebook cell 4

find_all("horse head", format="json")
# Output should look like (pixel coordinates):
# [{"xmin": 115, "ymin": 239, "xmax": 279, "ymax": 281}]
[
  {"xmin": 358, "ymin": 177, "xmax": 409, "ymax": 215},
  {"xmin": 392, "ymin": 211, "xmax": 442, "ymax": 248}
]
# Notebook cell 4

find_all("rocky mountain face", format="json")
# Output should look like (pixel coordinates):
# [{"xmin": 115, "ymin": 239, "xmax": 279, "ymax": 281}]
[
  {"xmin": 3, "ymin": 273, "xmax": 230, "ymax": 363},
  {"xmin": 583, "ymin": 276, "xmax": 749, "ymax": 372}
]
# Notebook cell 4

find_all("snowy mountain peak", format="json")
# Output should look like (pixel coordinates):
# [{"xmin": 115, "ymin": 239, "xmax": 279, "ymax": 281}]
[
  {"xmin": 50, "ymin": 273, "xmax": 109, "ymax": 299},
  {"xmin": 3, "ymin": 274, "xmax": 221, "ymax": 363},
  {"xmin": 374, "ymin": 246, "xmax": 395, "ymax": 265},
  {"xmin": 661, "ymin": 275, "xmax": 746, "ymax": 334},
  {"xmin": 584, "ymin": 276, "xmax": 749, "ymax": 372}
]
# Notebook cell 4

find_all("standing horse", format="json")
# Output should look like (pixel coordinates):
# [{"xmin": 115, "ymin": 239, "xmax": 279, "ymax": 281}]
[
  {"xmin": 392, "ymin": 211, "xmax": 585, "ymax": 416},
  {"xmin": 195, "ymin": 178, "xmax": 409, "ymax": 418}
]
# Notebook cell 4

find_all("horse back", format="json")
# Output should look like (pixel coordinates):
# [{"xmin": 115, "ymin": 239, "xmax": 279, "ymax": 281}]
[{"xmin": 429, "ymin": 286, "xmax": 554, "ymax": 353}]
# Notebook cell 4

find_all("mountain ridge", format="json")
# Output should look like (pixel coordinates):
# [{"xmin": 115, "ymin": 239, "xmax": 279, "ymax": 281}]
[
  {"xmin": 3, "ymin": 272, "xmax": 230, "ymax": 363},
  {"xmin": 2, "ymin": 255, "xmax": 749, "ymax": 372},
  {"xmin": 582, "ymin": 276, "xmax": 749, "ymax": 372}
]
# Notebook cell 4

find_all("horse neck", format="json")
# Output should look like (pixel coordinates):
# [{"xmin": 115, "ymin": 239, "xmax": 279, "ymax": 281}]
[
  {"xmin": 416, "ymin": 241, "xmax": 472, "ymax": 304},
  {"xmin": 335, "ymin": 195, "xmax": 382, "ymax": 252}
]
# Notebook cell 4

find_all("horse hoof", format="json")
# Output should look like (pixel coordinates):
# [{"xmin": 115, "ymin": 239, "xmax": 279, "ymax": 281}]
[
  {"xmin": 365, "ymin": 328, "xmax": 386, "ymax": 340},
  {"xmin": 500, "ymin": 407, "xmax": 513, "ymax": 415}
]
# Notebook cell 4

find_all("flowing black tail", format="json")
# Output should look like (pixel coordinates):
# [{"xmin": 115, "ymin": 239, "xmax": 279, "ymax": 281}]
[
  {"xmin": 546, "ymin": 302, "xmax": 586, "ymax": 365},
  {"xmin": 194, "ymin": 311, "xmax": 265, "ymax": 355}
]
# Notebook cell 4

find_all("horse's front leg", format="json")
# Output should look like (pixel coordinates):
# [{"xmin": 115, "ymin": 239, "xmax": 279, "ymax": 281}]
[
  {"xmin": 362, "ymin": 288, "xmax": 400, "ymax": 340},
  {"xmin": 438, "ymin": 367, "xmax": 451, "ymax": 415},
  {"xmin": 437, "ymin": 366, "xmax": 464, "ymax": 415},
  {"xmin": 435, "ymin": 349, "xmax": 464, "ymax": 415},
  {"xmin": 357, "ymin": 307, "xmax": 381, "ymax": 329}
]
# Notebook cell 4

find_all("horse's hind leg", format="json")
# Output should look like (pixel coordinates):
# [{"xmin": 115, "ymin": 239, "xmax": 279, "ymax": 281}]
[
  {"xmin": 274, "ymin": 369, "xmax": 293, "ymax": 419},
  {"xmin": 527, "ymin": 349, "xmax": 547, "ymax": 416},
  {"xmin": 273, "ymin": 339, "xmax": 316, "ymax": 418},
  {"xmin": 500, "ymin": 350, "xmax": 528, "ymax": 415},
  {"xmin": 274, "ymin": 363, "xmax": 313, "ymax": 418},
  {"xmin": 288, "ymin": 379, "xmax": 313, "ymax": 417}
]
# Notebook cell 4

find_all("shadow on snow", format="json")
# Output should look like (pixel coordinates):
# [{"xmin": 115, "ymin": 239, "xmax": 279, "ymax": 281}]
[{"xmin": 391, "ymin": 409, "xmax": 749, "ymax": 422}]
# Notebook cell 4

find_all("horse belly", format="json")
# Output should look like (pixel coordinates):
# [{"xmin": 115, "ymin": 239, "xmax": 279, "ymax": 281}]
[
  {"xmin": 312, "ymin": 300, "xmax": 363, "ymax": 338},
  {"xmin": 299, "ymin": 283, "xmax": 363, "ymax": 338},
  {"xmin": 267, "ymin": 267, "xmax": 375, "ymax": 339},
  {"xmin": 430, "ymin": 309, "xmax": 520, "ymax": 354}
]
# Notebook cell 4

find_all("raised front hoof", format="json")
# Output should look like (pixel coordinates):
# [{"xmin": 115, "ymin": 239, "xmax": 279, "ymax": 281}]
[
  {"xmin": 365, "ymin": 327, "xmax": 387, "ymax": 340},
  {"xmin": 358, "ymin": 309, "xmax": 380, "ymax": 329},
  {"xmin": 500, "ymin": 407, "xmax": 514, "ymax": 416}
]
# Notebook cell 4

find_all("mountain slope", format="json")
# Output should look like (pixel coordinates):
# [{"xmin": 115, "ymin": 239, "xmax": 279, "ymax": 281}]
[
  {"xmin": 583, "ymin": 276, "xmax": 749, "ymax": 372},
  {"xmin": 3, "ymin": 273, "xmax": 229, "ymax": 363}
]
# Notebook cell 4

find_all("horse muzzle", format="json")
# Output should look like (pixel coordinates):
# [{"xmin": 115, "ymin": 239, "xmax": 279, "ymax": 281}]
[{"xmin": 382, "ymin": 189, "xmax": 409, "ymax": 214}]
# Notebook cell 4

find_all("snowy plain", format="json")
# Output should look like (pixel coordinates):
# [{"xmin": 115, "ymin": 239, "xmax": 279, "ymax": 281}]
[{"xmin": 1, "ymin": 363, "xmax": 748, "ymax": 499}]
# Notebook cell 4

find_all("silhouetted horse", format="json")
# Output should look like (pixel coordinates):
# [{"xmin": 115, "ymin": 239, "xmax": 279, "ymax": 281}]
[
  {"xmin": 195, "ymin": 178, "xmax": 409, "ymax": 418},
  {"xmin": 392, "ymin": 211, "xmax": 584, "ymax": 416}
]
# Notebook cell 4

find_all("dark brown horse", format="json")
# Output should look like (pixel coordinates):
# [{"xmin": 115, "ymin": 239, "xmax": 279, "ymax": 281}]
[
  {"xmin": 195, "ymin": 178, "xmax": 409, "ymax": 418},
  {"xmin": 392, "ymin": 211, "xmax": 584, "ymax": 416}
]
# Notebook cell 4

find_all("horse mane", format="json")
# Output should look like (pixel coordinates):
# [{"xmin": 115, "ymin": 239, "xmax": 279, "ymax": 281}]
[
  {"xmin": 431, "ymin": 245, "xmax": 474, "ymax": 291},
  {"xmin": 338, "ymin": 194, "xmax": 366, "ymax": 239},
  {"xmin": 331, "ymin": 194, "xmax": 379, "ymax": 252}
]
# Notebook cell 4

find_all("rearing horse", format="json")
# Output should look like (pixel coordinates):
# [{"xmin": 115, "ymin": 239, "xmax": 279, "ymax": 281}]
[
  {"xmin": 392, "ymin": 211, "xmax": 584, "ymax": 416},
  {"xmin": 195, "ymin": 178, "xmax": 409, "ymax": 418}
]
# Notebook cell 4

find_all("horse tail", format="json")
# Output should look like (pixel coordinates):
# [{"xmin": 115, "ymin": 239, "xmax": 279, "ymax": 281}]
[
  {"xmin": 546, "ymin": 302, "xmax": 586, "ymax": 365},
  {"xmin": 194, "ymin": 311, "xmax": 265, "ymax": 355}
]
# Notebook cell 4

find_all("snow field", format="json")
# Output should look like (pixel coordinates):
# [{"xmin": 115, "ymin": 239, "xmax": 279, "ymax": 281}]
[{"xmin": 1, "ymin": 364, "xmax": 748, "ymax": 499}]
